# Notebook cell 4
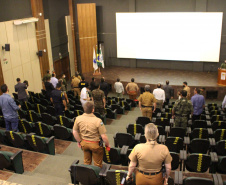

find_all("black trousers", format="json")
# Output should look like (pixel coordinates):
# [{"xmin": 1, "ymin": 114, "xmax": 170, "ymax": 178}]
[{"xmin": 54, "ymin": 104, "xmax": 64, "ymax": 116}]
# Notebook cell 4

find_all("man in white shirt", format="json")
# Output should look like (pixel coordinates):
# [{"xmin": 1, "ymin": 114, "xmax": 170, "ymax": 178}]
[
  {"xmin": 80, "ymin": 86, "xmax": 90, "ymax": 106},
  {"xmin": 50, "ymin": 73, "xmax": 58, "ymax": 88},
  {"xmin": 153, "ymin": 83, "xmax": 165, "ymax": 110},
  {"xmin": 114, "ymin": 78, "xmax": 124, "ymax": 98}
]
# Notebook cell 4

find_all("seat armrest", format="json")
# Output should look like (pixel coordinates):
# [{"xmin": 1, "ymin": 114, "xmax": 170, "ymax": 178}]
[
  {"xmin": 205, "ymin": 111, "xmax": 210, "ymax": 115},
  {"xmin": 207, "ymin": 121, "xmax": 211, "ymax": 127},
  {"xmin": 10, "ymin": 150, "xmax": 24, "ymax": 174},
  {"xmin": 179, "ymin": 150, "xmax": 184, "ymax": 160},
  {"xmin": 120, "ymin": 145, "xmax": 129, "ymax": 155},
  {"xmin": 135, "ymin": 133, "xmax": 141, "ymax": 141},
  {"xmin": 206, "ymin": 115, "xmax": 210, "ymax": 120},
  {"xmin": 217, "ymin": 174, "xmax": 223, "ymax": 185},
  {"xmin": 157, "ymin": 113, "xmax": 161, "ymax": 117},
  {"xmin": 184, "ymin": 137, "xmax": 190, "ymax": 145},
  {"xmin": 152, "ymin": 117, "xmax": 156, "ymax": 123},
  {"xmin": 68, "ymin": 160, "xmax": 79, "ymax": 172},
  {"xmin": 165, "ymin": 126, "xmax": 170, "ymax": 133},
  {"xmin": 174, "ymin": 171, "xmax": 179, "ymax": 185},
  {"xmin": 159, "ymin": 135, "xmax": 165, "ymax": 143},
  {"xmin": 208, "ymin": 128, "xmax": 213, "ymax": 135},
  {"xmin": 188, "ymin": 120, "xmax": 192, "ymax": 126},
  {"xmin": 99, "ymin": 163, "xmax": 111, "ymax": 176},
  {"xmin": 46, "ymin": 136, "xmax": 55, "ymax": 144},
  {"xmin": 170, "ymin": 119, "xmax": 174, "ymax": 124},
  {"xmin": 209, "ymin": 138, "xmax": 216, "ymax": 147},
  {"xmin": 178, "ymin": 171, "xmax": 183, "ymax": 185},
  {"xmin": 212, "ymin": 174, "xmax": 219, "ymax": 185},
  {"xmin": 10, "ymin": 150, "xmax": 23, "ymax": 161},
  {"xmin": 182, "ymin": 150, "xmax": 187, "ymax": 160},
  {"xmin": 210, "ymin": 152, "xmax": 218, "ymax": 163},
  {"xmin": 186, "ymin": 127, "xmax": 191, "ymax": 135}
]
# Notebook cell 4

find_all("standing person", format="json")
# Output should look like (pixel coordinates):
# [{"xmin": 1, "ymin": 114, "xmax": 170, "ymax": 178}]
[
  {"xmin": 191, "ymin": 88, "xmax": 205, "ymax": 122},
  {"xmin": 15, "ymin": 78, "xmax": 28, "ymax": 102},
  {"xmin": 79, "ymin": 76, "xmax": 89, "ymax": 90},
  {"xmin": 50, "ymin": 83, "xmax": 67, "ymax": 116},
  {"xmin": 199, "ymin": 87, "xmax": 205, "ymax": 96},
  {"xmin": 23, "ymin": 80, "xmax": 29, "ymax": 98},
  {"xmin": 42, "ymin": 70, "xmax": 51, "ymax": 82},
  {"xmin": 90, "ymin": 77, "xmax": 96, "ymax": 91},
  {"xmin": 220, "ymin": 60, "xmax": 226, "ymax": 69},
  {"xmin": 71, "ymin": 73, "xmax": 81, "ymax": 97},
  {"xmin": 100, "ymin": 77, "xmax": 109, "ymax": 98},
  {"xmin": 222, "ymin": 95, "xmax": 226, "ymax": 112},
  {"xmin": 0, "ymin": 84, "xmax": 21, "ymax": 131},
  {"xmin": 92, "ymin": 82, "xmax": 106, "ymax": 116},
  {"xmin": 153, "ymin": 83, "xmax": 165, "ymax": 110},
  {"xmin": 183, "ymin": 82, "xmax": 191, "ymax": 99},
  {"xmin": 50, "ymin": 73, "xmax": 58, "ymax": 88},
  {"xmin": 73, "ymin": 101, "xmax": 110, "ymax": 167},
  {"xmin": 60, "ymin": 74, "xmax": 67, "ymax": 91},
  {"xmin": 44, "ymin": 76, "xmax": 55, "ymax": 100},
  {"xmin": 172, "ymin": 90, "xmax": 193, "ymax": 129},
  {"xmin": 138, "ymin": 85, "xmax": 156, "ymax": 120},
  {"xmin": 163, "ymin": 80, "xmax": 173, "ymax": 104},
  {"xmin": 114, "ymin": 78, "xmax": 124, "ymax": 98},
  {"xmin": 127, "ymin": 123, "xmax": 172, "ymax": 185},
  {"xmin": 80, "ymin": 86, "xmax": 90, "ymax": 106},
  {"xmin": 126, "ymin": 78, "xmax": 139, "ymax": 100}
]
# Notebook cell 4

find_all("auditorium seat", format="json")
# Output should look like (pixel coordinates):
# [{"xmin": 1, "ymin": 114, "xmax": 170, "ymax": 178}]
[
  {"xmin": 154, "ymin": 117, "xmax": 171, "ymax": 129},
  {"xmin": 111, "ymin": 104, "xmax": 125, "ymax": 114},
  {"xmin": 22, "ymin": 101, "xmax": 35, "ymax": 111},
  {"xmin": 68, "ymin": 98, "xmax": 75, "ymax": 105},
  {"xmin": 94, "ymin": 112, "xmax": 106, "ymax": 125},
  {"xmin": 17, "ymin": 109, "xmax": 28, "ymax": 120},
  {"xmin": 136, "ymin": 116, "xmax": 150, "ymax": 127},
  {"xmin": 216, "ymin": 156, "xmax": 226, "ymax": 174},
  {"xmin": 26, "ymin": 134, "xmax": 55, "ymax": 155},
  {"xmin": 210, "ymin": 110, "xmax": 221, "ymax": 117},
  {"xmin": 18, "ymin": 119, "xmax": 34, "ymax": 134},
  {"xmin": 0, "ymin": 149, "xmax": 24, "ymax": 174},
  {"xmin": 183, "ymin": 177, "xmax": 214, "ymax": 185},
  {"xmin": 119, "ymin": 101, "xmax": 131, "ymax": 111},
  {"xmin": 40, "ymin": 98, "xmax": 52, "ymax": 107},
  {"xmin": 170, "ymin": 152, "xmax": 182, "ymax": 170},
  {"xmin": 46, "ymin": 105, "xmax": 57, "ymax": 116},
  {"xmin": 74, "ymin": 109, "xmax": 84, "ymax": 118},
  {"xmin": 211, "ymin": 121, "xmax": 226, "ymax": 131},
  {"xmin": 12, "ymin": 93, "xmax": 18, "ymax": 100},
  {"xmin": 165, "ymin": 137, "xmax": 184, "ymax": 153},
  {"xmin": 65, "ymin": 110, "xmax": 75, "ymax": 119},
  {"xmin": 103, "ymin": 146, "xmax": 124, "ymax": 165},
  {"xmin": 190, "ymin": 128, "xmax": 209, "ymax": 139},
  {"xmin": 27, "ymin": 110, "xmax": 42, "ymax": 122},
  {"xmin": 34, "ymin": 122, "xmax": 53, "ymax": 137},
  {"xmin": 188, "ymin": 139, "xmax": 210, "ymax": 154},
  {"xmin": 159, "ymin": 112, "xmax": 172, "ymax": 120},
  {"xmin": 41, "ymin": 113, "xmax": 57, "ymax": 126},
  {"xmin": 31, "ymin": 96, "xmax": 41, "ymax": 104},
  {"xmin": 214, "ymin": 129, "xmax": 226, "ymax": 142},
  {"xmin": 215, "ymin": 140, "xmax": 226, "ymax": 156},
  {"xmin": 114, "ymin": 133, "xmax": 136, "ymax": 148},
  {"xmin": 169, "ymin": 127, "xmax": 186, "ymax": 138},
  {"xmin": 126, "ymin": 123, "xmax": 144, "ymax": 136},
  {"xmin": 75, "ymin": 104, "xmax": 84, "ymax": 111},
  {"xmin": 41, "ymin": 89, "xmax": 46, "ymax": 95},
  {"xmin": 35, "ymin": 104, "xmax": 47, "ymax": 114},
  {"xmin": 191, "ymin": 120, "xmax": 208, "ymax": 129},
  {"xmin": 5, "ymin": 131, "xmax": 27, "ymax": 149},
  {"xmin": 53, "ymin": 125, "xmax": 75, "ymax": 141},
  {"xmin": 56, "ymin": 115, "xmax": 74, "ymax": 128},
  {"xmin": 105, "ymin": 108, "xmax": 117, "ymax": 119},
  {"xmin": 211, "ymin": 115, "xmax": 223, "ymax": 123},
  {"xmin": 35, "ymin": 92, "xmax": 46, "ymax": 99},
  {"xmin": 126, "ymin": 99, "xmax": 137, "ymax": 107}
]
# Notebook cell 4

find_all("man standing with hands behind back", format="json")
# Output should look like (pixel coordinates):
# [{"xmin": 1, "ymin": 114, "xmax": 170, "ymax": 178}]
[{"xmin": 73, "ymin": 101, "xmax": 110, "ymax": 167}]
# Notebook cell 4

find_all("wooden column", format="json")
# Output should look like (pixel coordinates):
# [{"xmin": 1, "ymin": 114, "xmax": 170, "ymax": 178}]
[
  {"xmin": 30, "ymin": 0, "xmax": 49, "ymax": 78},
  {"xmin": 69, "ymin": 0, "xmax": 78, "ymax": 73}
]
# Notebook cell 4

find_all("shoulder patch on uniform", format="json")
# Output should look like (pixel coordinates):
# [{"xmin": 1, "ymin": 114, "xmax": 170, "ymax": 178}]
[{"xmin": 100, "ymin": 122, "xmax": 104, "ymax": 126}]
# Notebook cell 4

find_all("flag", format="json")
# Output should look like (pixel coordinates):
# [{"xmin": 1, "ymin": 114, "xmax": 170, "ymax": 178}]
[
  {"xmin": 93, "ymin": 47, "xmax": 98, "ymax": 70},
  {"xmin": 99, "ymin": 44, "xmax": 105, "ymax": 68}
]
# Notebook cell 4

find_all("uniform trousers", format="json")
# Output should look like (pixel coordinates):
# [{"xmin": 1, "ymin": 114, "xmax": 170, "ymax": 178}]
[
  {"xmin": 95, "ymin": 107, "xmax": 105, "ymax": 116},
  {"xmin": 80, "ymin": 140, "xmax": 104, "ymax": 168},
  {"xmin": 73, "ymin": 87, "xmax": 80, "ymax": 97},
  {"xmin": 136, "ymin": 171, "xmax": 163, "ymax": 185},
  {"xmin": 54, "ymin": 103, "xmax": 64, "ymax": 116},
  {"xmin": 174, "ymin": 116, "xmax": 188, "ymax": 129},
  {"xmin": 156, "ymin": 100, "xmax": 163, "ymax": 110},
  {"xmin": 128, "ymin": 91, "xmax": 137, "ymax": 100},
  {"xmin": 116, "ymin": 92, "xmax": 123, "ymax": 98},
  {"xmin": 141, "ymin": 107, "xmax": 152, "ymax": 120}
]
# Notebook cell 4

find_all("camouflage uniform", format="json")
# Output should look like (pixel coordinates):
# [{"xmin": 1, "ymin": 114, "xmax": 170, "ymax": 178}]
[
  {"xmin": 61, "ymin": 78, "xmax": 67, "ymax": 91},
  {"xmin": 172, "ymin": 97, "xmax": 193, "ymax": 129},
  {"xmin": 92, "ymin": 89, "xmax": 105, "ymax": 116},
  {"xmin": 42, "ymin": 74, "xmax": 51, "ymax": 82}
]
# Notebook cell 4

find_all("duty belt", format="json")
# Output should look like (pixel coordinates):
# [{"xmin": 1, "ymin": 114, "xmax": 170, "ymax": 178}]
[
  {"xmin": 138, "ymin": 169, "xmax": 161, "ymax": 176},
  {"xmin": 141, "ymin": 105, "xmax": 152, "ymax": 108}
]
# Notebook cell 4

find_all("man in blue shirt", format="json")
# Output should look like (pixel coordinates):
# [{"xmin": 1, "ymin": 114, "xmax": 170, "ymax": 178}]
[
  {"xmin": 191, "ymin": 88, "xmax": 205, "ymax": 122},
  {"xmin": 0, "ymin": 84, "xmax": 21, "ymax": 131}
]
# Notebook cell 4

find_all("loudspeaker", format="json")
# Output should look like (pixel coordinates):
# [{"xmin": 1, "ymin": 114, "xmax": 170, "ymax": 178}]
[
  {"xmin": 36, "ymin": 50, "xmax": 43, "ymax": 57},
  {"xmin": 2, "ymin": 44, "xmax": 10, "ymax": 51}
]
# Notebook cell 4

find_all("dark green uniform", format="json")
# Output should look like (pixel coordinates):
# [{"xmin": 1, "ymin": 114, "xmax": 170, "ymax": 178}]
[
  {"xmin": 92, "ymin": 89, "xmax": 105, "ymax": 116},
  {"xmin": 172, "ymin": 97, "xmax": 193, "ymax": 129},
  {"xmin": 51, "ymin": 89, "xmax": 65, "ymax": 116},
  {"xmin": 42, "ymin": 74, "xmax": 51, "ymax": 82},
  {"xmin": 60, "ymin": 78, "xmax": 67, "ymax": 91}
]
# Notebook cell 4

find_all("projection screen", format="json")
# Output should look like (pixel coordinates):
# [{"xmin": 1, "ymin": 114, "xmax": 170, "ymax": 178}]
[{"xmin": 116, "ymin": 13, "xmax": 223, "ymax": 62}]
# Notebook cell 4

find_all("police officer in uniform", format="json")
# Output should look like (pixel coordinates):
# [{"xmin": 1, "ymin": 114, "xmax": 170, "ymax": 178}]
[
  {"xmin": 172, "ymin": 90, "xmax": 193, "ymax": 129},
  {"xmin": 50, "ymin": 82, "xmax": 67, "ymax": 116},
  {"xmin": 127, "ymin": 123, "xmax": 172, "ymax": 185},
  {"xmin": 79, "ymin": 76, "xmax": 89, "ymax": 90},
  {"xmin": 71, "ymin": 73, "xmax": 81, "ymax": 97},
  {"xmin": 73, "ymin": 101, "xmax": 110, "ymax": 167},
  {"xmin": 42, "ymin": 70, "xmax": 51, "ymax": 82},
  {"xmin": 92, "ymin": 82, "xmax": 106, "ymax": 116},
  {"xmin": 126, "ymin": 78, "xmax": 139, "ymax": 100},
  {"xmin": 138, "ymin": 85, "xmax": 157, "ymax": 120}
]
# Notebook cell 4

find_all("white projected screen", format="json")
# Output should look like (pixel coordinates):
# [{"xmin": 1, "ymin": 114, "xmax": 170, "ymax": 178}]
[{"xmin": 116, "ymin": 13, "xmax": 223, "ymax": 62}]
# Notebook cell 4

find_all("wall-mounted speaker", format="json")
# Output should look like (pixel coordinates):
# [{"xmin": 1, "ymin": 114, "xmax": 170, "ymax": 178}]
[{"xmin": 36, "ymin": 50, "xmax": 43, "ymax": 57}]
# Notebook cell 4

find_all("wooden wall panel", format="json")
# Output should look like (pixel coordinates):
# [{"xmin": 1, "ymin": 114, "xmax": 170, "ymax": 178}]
[
  {"xmin": 54, "ymin": 56, "xmax": 70, "ymax": 81},
  {"xmin": 77, "ymin": 3, "xmax": 97, "ymax": 74},
  {"xmin": 12, "ymin": 66, "xmax": 24, "ymax": 83},
  {"xmin": 31, "ymin": 59, "xmax": 42, "ymax": 93},
  {"xmin": 2, "ymin": 69, "xmax": 14, "ymax": 93},
  {"xmin": 22, "ymin": 62, "xmax": 35, "ymax": 92}
]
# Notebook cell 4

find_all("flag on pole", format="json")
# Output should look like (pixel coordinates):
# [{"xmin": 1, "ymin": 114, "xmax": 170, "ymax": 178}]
[
  {"xmin": 99, "ymin": 44, "xmax": 105, "ymax": 68},
  {"xmin": 93, "ymin": 47, "xmax": 98, "ymax": 70}
]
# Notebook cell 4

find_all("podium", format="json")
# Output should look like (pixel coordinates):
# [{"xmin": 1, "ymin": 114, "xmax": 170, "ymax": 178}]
[{"xmin": 217, "ymin": 68, "xmax": 226, "ymax": 86}]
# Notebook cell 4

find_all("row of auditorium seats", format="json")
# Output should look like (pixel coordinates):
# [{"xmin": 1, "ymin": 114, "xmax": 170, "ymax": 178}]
[
  {"xmin": 0, "ymin": 130, "xmax": 55, "ymax": 155},
  {"xmin": 69, "ymin": 160, "xmax": 225, "ymax": 185}
]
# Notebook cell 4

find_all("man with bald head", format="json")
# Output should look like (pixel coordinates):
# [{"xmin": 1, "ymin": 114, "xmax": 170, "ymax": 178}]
[
  {"xmin": 138, "ymin": 85, "xmax": 156, "ymax": 120},
  {"xmin": 153, "ymin": 83, "xmax": 165, "ymax": 110}
]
